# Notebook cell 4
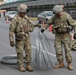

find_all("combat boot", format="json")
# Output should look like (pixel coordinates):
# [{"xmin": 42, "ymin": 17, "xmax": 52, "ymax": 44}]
[
  {"xmin": 19, "ymin": 64, "xmax": 26, "ymax": 72},
  {"xmin": 54, "ymin": 62, "xmax": 64, "ymax": 69},
  {"xmin": 26, "ymin": 64, "xmax": 33, "ymax": 72},
  {"xmin": 68, "ymin": 63, "xmax": 73, "ymax": 70}
]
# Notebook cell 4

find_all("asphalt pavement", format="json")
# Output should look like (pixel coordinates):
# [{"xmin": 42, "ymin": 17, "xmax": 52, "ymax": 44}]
[{"xmin": 0, "ymin": 17, "xmax": 76, "ymax": 75}]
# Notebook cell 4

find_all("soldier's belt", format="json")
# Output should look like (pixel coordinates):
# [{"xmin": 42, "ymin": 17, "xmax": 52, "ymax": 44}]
[{"xmin": 16, "ymin": 32, "xmax": 29, "ymax": 36}]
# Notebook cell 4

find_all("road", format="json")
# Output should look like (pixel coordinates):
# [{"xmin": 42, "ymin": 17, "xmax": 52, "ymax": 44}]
[{"xmin": 0, "ymin": 18, "xmax": 76, "ymax": 75}]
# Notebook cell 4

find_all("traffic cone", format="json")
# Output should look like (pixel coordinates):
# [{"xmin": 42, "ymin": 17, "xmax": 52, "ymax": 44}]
[
  {"xmin": 49, "ymin": 25, "xmax": 52, "ymax": 32},
  {"xmin": 6, "ymin": 18, "xmax": 9, "ymax": 23}
]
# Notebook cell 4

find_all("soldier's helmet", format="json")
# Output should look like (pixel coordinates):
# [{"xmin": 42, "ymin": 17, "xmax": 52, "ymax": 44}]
[
  {"xmin": 18, "ymin": 4, "xmax": 28, "ymax": 12},
  {"xmin": 59, "ymin": 5, "xmax": 64, "ymax": 9},
  {"xmin": 53, "ymin": 5, "xmax": 63, "ymax": 14}
]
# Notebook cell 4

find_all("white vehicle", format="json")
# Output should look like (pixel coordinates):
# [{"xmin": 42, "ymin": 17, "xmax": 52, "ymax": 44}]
[
  {"xmin": 5, "ymin": 11, "xmax": 17, "ymax": 21},
  {"xmin": 37, "ymin": 11, "xmax": 54, "ymax": 23}
]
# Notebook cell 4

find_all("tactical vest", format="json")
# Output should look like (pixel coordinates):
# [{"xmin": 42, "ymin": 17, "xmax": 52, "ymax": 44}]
[
  {"xmin": 53, "ymin": 13, "xmax": 73, "ymax": 33},
  {"xmin": 14, "ymin": 15, "xmax": 30, "ymax": 40}
]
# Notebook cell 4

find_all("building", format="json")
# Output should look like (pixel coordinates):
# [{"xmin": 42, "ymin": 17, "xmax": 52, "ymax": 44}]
[
  {"xmin": 0, "ymin": 0, "xmax": 76, "ymax": 17},
  {"xmin": 4, "ymin": 0, "xmax": 35, "ymax": 3},
  {"xmin": 4, "ymin": 0, "xmax": 17, "ymax": 3}
]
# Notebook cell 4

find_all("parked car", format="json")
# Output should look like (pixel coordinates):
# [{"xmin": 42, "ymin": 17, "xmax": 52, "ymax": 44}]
[
  {"xmin": 37, "ymin": 11, "xmax": 54, "ymax": 23},
  {"xmin": 5, "ymin": 11, "xmax": 17, "ymax": 21}
]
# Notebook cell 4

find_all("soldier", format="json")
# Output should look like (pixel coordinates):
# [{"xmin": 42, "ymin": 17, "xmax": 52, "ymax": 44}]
[
  {"xmin": 41, "ymin": 5, "xmax": 76, "ymax": 70},
  {"xmin": 9, "ymin": 4, "xmax": 40, "ymax": 72}
]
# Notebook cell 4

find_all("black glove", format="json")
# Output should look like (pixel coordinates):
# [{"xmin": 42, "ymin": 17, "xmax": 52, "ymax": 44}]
[
  {"xmin": 34, "ymin": 24, "xmax": 41, "ymax": 28},
  {"xmin": 73, "ymin": 33, "xmax": 76, "ymax": 39},
  {"xmin": 41, "ymin": 29, "xmax": 45, "ymax": 33},
  {"xmin": 10, "ymin": 41, "xmax": 14, "ymax": 47},
  {"xmin": 38, "ymin": 24, "xmax": 41, "ymax": 28}
]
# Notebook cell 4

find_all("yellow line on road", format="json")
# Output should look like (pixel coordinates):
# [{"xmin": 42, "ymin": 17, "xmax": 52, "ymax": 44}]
[{"xmin": 29, "ymin": 17, "xmax": 38, "ymax": 20}]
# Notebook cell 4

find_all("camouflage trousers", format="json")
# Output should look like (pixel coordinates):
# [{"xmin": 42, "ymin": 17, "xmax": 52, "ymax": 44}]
[
  {"xmin": 15, "ymin": 34, "xmax": 31, "ymax": 66},
  {"xmin": 71, "ymin": 40, "xmax": 76, "ymax": 50},
  {"xmin": 54, "ymin": 33, "xmax": 72, "ymax": 63}
]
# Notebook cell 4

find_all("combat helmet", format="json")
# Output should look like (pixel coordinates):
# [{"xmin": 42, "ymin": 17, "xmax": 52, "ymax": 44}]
[
  {"xmin": 53, "ymin": 5, "xmax": 63, "ymax": 14},
  {"xmin": 18, "ymin": 4, "xmax": 28, "ymax": 12},
  {"xmin": 59, "ymin": 5, "xmax": 64, "ymax": 9}
]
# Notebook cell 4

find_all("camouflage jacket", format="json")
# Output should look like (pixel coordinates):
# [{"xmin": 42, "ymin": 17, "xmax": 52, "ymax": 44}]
[
  {"xmin": 9, "ymin": 15, "xmax": 34, "ymax": 41},
  {"xmin": 43, "ymin": 12, "xmax": 76, "ymax": 34}
]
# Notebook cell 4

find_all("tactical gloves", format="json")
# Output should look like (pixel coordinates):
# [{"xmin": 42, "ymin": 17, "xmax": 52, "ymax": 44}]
[
  {"xmin": 34, "ymin": 24, "xmax": 41, "ymax": 28},
  {"xmin": 73, "ymin": 33, "xmax": 76, "ymax": 39},
  {"xmin": 10, "ymin": 41, "xmax": 14, "ymax": 47},
  {"xmin": 38, "ymin": 24, "xmax": 41, "ymax": 28},
  {"xmin": 41, "ymin": 29, "xmax": 45, "ymax": 33}
]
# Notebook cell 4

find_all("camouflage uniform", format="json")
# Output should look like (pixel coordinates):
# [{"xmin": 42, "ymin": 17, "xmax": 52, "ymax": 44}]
[
  {"xmin": 42, "ymin": 11, "xmax": 76, "ymax": 63},
  {"xmin": 9, "ymin": 14, "xmax": 34, "ymax": 67},
  {"xmin": 9, "ymin": 3, "xmax": 41, "ymax": 72},
  {"xmin": 41, "ymin": 5, "xmax": 76, "ymax": 70}
]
